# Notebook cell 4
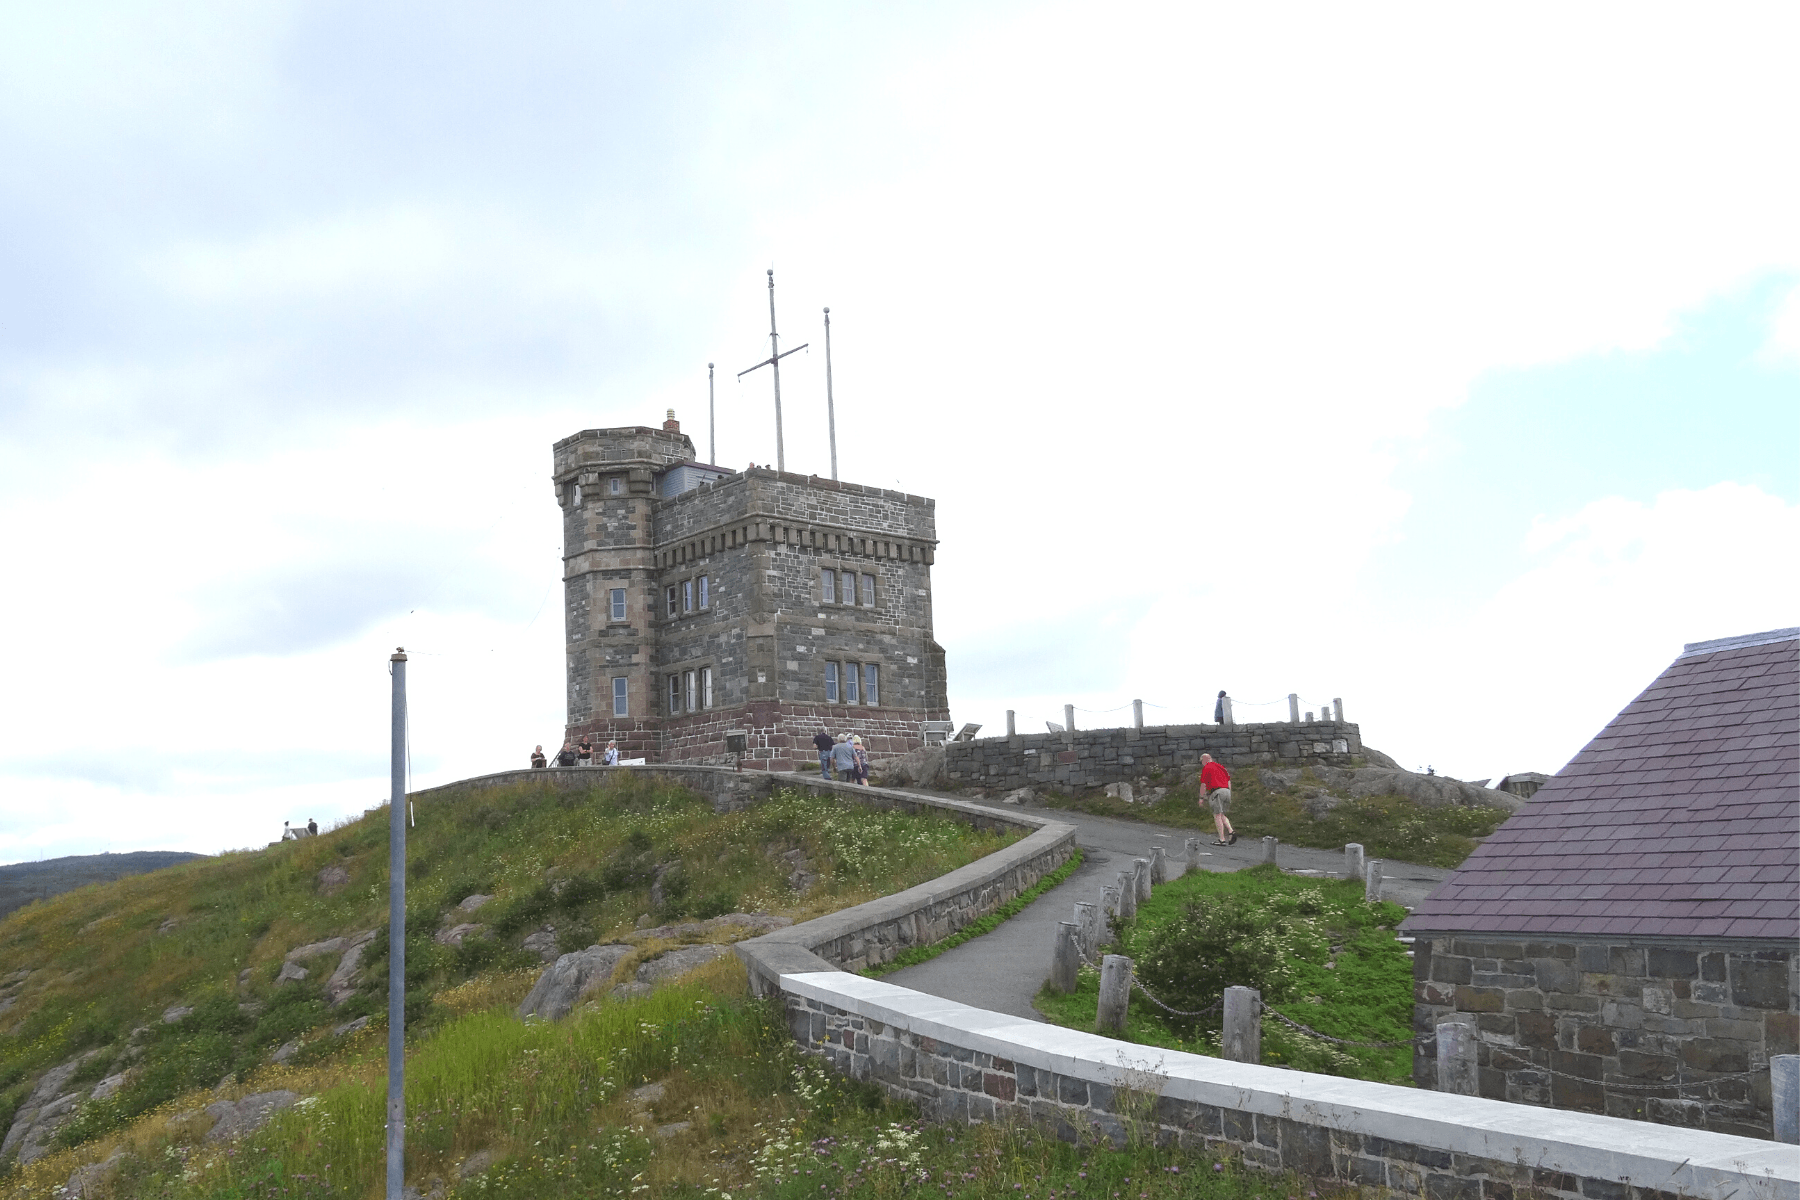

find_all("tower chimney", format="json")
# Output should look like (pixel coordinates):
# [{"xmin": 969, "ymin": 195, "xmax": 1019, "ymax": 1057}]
[{"xmin": 663, "ymin": 408, "xmax": 680, "ymax": 433}]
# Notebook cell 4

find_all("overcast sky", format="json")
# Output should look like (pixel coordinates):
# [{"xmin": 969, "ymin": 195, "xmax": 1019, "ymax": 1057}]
[{"xmin": 1, "ymin": 3, "xmax": 1795, "ymax": 863}]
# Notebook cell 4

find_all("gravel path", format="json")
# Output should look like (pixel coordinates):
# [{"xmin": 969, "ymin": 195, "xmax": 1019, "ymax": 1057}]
[{"xmin": 883, "ymin": 793, "xmax": 1447, "ymax": 1022}]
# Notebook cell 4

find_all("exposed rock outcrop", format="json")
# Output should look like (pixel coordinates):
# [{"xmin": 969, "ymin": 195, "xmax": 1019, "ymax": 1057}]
[
  {"xmin": 1, "ymin": 1057, "xmax": 86, "ymax": 1164},
  {"xmin": 316, "ymin": 865, "xmax": 350, "ymax": 895},
  {"xmin": 516, "ymin": 945, "xmax": 634, "ymax": 1020},
  {"xmin": 202, "ymin": 1090, "xmax": 300, "ymax": 1142},
  {"xmin": 871, "ymin": 745, "xmax": 946, "ymax": 789},
  {"xmin": 64, "ymin": 1150, "xmax": 127, "ymax": 1198},
  {"xmin": 324, "ymin": 930, "xmax": 378, "ymax": 1006},
  {"xmin": 632, "ymin": 944, "xmax": 727, "ymax": 985},
  {"xmin": 521, "ymin": 927, "xmax": 560, "ymax": 961},
  {"xmin": 434, "ymin": 923, "xmax": 487, "ymax": 948}
]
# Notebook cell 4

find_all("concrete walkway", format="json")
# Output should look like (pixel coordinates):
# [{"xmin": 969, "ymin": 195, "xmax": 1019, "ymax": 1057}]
[{"xmin": 884, "ymin": 794, "xmax": 1447, "ymax": 1022}]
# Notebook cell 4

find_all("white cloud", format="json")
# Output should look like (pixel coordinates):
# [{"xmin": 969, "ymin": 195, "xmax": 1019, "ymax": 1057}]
[{"xmin": 1, "ymin": 3, "xmax": 1797, "ymax": 860}]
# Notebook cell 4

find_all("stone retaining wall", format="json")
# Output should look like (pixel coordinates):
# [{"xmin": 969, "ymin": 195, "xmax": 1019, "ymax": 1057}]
[
  {"xmin": 776, "ymin": 973, "xmax": 1795, "ymax": 1200},
  {"xmin": 945, "ymin": 721, "xmax": 1363, "ymax": 793}
]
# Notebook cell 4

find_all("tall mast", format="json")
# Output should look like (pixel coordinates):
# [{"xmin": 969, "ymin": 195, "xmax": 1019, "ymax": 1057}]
[
  {"xmin": 707, "ymin": 363, "xmax": 715, "ymax": 465},
  {"xmin": 823, "ymin": 307, "xmax": 838, "ymax": 481},
  {"xmin": 736, "ymin": 268, "xmax": 808, "ymax": 473}
]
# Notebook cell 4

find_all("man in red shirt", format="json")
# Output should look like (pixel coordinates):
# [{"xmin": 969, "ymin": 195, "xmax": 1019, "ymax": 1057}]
[{"xmin": 1199, "ymin": 753, "xmax": 1236, "ymax": 845}]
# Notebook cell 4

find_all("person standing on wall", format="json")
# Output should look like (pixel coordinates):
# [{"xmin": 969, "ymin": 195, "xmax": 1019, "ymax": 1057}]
[
  {"xmin": 813, "ymin": 729, "xmax": 836, "ymax": 780},
  {"xmin": 1199, "ymin": 753, "xmax": 1236, "ymax": 845},
  {"xmin": 1214, "ymin": 690, "xmax": 1227, "ymax": 723}
]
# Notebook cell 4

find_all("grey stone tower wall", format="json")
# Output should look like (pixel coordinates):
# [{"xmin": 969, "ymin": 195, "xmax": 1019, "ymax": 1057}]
[{"xmin": 554, "ymin": 422, "xmax": 947, "ymax": 767}]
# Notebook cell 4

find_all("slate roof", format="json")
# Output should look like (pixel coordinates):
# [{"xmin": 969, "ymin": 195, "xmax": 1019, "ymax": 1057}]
[{"xmin": 1403, "ymin": 628, "xmax": 1799, "ymax": 941}]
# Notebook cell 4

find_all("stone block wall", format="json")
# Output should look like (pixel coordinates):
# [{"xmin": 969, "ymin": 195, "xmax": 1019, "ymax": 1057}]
[
  {"xmin": 556, "ymin": 423, "xmax": 947, "ymax": 766},
  {"xmin": 770, "ymin": 974, "xmax": 1792, "ymax": 1200},
  {"xmin": 1411, "ymin": 934, "xmax": 1797, "ymax": 1139},
  {"xmin": 944, "ymin": 721, "xmax": 1362, "ymax": 793}
]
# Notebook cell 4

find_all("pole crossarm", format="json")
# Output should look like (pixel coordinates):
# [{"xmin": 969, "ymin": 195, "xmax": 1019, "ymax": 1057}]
[{"xmin": 736, "ymin": 343, "xmax": 809, "ymax": 377}]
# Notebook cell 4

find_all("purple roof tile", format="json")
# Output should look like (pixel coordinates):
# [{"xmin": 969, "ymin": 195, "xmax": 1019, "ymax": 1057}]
[{"xmin": 1403, "ymin": 631, "xmax": 1799, "ymax": 941}]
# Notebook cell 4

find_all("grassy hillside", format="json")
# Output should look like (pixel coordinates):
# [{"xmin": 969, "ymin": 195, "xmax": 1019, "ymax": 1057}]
[
  {"xmin": 0, "ymin": 853, "xmax": 207, "ymax": 922},
  {"xmin": 0, "ymin": 774, "xmax": 1018, "ymax": 1192},
  {"xmin": 1033, "ymin": 765, "xmax": 1509, "ymax": 867}
]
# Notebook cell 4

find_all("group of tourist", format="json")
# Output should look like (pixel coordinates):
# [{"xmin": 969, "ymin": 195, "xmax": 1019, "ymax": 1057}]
[
  {"xmin": 812, "ymin": 729, "xmax": 871, "ymax": 785},
  {"xmin": 530, "ymin": 735, "xmax": 619, "ymax": 769}
]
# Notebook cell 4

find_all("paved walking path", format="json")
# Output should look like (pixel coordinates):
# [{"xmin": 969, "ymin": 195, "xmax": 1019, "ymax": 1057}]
[{"xmin": 885, "ymin": 794, "xmax": 1447, "ymax": 1022}]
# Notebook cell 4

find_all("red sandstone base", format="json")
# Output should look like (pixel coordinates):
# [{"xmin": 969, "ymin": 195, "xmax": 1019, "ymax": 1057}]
[{"xmin": 566, "ymin": 701, "xmax": 947, "ymax": 769}]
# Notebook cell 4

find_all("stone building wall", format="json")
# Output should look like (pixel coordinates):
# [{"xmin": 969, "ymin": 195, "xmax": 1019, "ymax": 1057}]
[
  {"xmin": 944, "ymin": 720, "xmax": 1363, "ymax": 792},
  {"xmin": 1411, "ymin": 934, "xmax": 1797, "ymax": 1139},
  {"xmin": 553, "ymin": 419, "xmax": 946, "ymax": 767}
]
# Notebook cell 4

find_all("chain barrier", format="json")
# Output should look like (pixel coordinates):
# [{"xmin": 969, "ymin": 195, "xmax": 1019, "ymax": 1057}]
[
  {"xmin": 1482, "ymin": 1046, "xmax": 1768, "ymax": 1092},
  {"xmin": 1066, "ymin": 934, "xmax": 1225, "ymax": 1019},
  {"xmin": 1258, "ymin": 1005, "xmax": 1423, "ymax": 1049}
]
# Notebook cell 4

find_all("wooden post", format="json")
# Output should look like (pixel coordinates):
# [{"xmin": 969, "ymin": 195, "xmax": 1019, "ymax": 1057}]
[
  {"xmin": 1365, "ymin": 860, "xmax": 1383, "ymax": 902},
  {"xmin": 1049, "ymin": 920, "xmax": 1080, "ymax": 993},
  {"xmin": 1186, "ymin": 837, "xmax": 1202, "ymax": 871},
  {"xmin": 1436, "ymin": 1020, "xmax": 1478, "ymax": 1095},
  {"xmin": 1134, "ymin": 858, "xmax": 1151, "ymax": 903},
  {"xmin": 1774, "ymin": 1054, "xmax": 1798, "ymax": 1143},
  {"xmin": 1116, "ymin": 870, "xmax": 1137, "ymax": 920},
  {"xmin": 1344, "ymin": 842, "xmax": 1365, "ymax": 882},
  {"xmin": 1261, "ymin": 836, "xmax": 1278, "ymax": 866},
  {"xmin": 1074, "ymin": 901, "xmax": 1099, "ymax": 960},
  {"xmin": 1222, "ymin": 985, "xmax": 1261, "ymax": 1063},
  {"xmin": 1149, "ymin": 845, "xmax": 1168, "ymax": 885},
  {"xmin": 1096, "ymin": 955, "xmax": 1132, "ymax": 1032}
]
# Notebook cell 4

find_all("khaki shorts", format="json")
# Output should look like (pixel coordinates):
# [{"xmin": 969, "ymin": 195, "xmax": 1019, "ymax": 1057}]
[{"xmin": 1207, "ymin": 788, "xmax": 1232, "ymax": 814}]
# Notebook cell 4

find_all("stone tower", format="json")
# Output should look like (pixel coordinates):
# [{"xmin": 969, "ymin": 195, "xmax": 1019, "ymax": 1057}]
[{"xmin": 553, "ymin": 410, "xmax": 948, "ymax": 767}]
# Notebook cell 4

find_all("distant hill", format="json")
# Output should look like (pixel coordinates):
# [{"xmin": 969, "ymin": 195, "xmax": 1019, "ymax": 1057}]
[{"xmin": 0, "ymin": 851, "xmax": 207, "ymax": 920}]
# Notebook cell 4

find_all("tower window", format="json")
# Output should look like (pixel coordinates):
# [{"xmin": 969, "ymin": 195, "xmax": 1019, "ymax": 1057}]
[
  {"xmin": 683, "ymin": 670, "xmax": 697, "ymax": 713},
  {"xmin": 609, "ymin": 588, "xmax": 626, "ymax": 622},
  {"xmin": 844, "ymin": 662, "xmax": 860, "ymax": 705},
  {"xmin": 668, "ymin": 674, "xmax": 681, "ymax": 714},
  {"xmin": 666, "ymin": 586, "xmax": 678, "ymax": 619},
  {"xmin": 698, "ymin": 575, "xmax": 709, "ymax": 608},
  {"xmin": 863, "ymin": 664, "xmax": 879, "ymax": 706},
  {"xmin": 861, "ymin": 574, "xmax": 876, "ymax": 607},
  {"xmin": 609, "ymin": 477, "xmax": 622, "ymax": 495},
  {"xmin": 821, "ymin": 569, "xmax": 837, "ymax": 605},
  {"xmin": 682, "ymin": 579, "xmax": 694, "ymax": 613},
  {"xmin": 825, "ymin": 662, "xmax": 839, "ymax": 703},
  {"xmin": 701, "ymin": 666, "xmax": 713, "ymax": 709},
  {"xmin": 612, "ymin": 676, "xmax": 628, "ymax": 717}
]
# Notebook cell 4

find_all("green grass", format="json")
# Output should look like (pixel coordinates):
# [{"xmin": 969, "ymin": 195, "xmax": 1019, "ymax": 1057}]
[
  {"xmin": 0, "ymin": 778, "xmax": 1019, "ymax": 1177},
  {"xmin": 1033, "ymin": 765, "xmax": 1509, "ymax": 868},
  {"xmin": 860, "ymin": 850, "xmax": 1085, "ymax": 978},
  {"xmin": 1034, "ymin": 864, "xmax": 1416, "ymax": 1083},
  {"xmin": 26, "ymin": 965, "xmax": 1340, "ymax": 1200}
]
